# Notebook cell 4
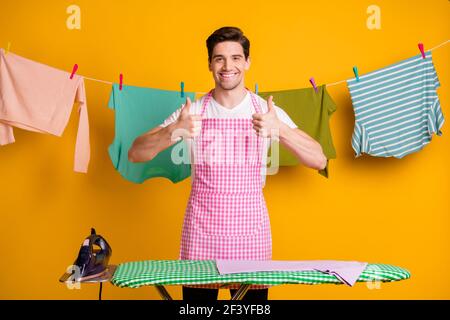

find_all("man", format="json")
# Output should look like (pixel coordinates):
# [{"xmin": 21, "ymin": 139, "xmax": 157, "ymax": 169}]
[{"xmin": 128, "ymin": 27, "xmax": 326, "ymax": 300}]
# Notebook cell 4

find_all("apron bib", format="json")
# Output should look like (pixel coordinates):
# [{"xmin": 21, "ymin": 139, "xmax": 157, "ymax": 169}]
[{"xmin": 179, "ymin": 89, "xmax": 272, "ymax": 289}]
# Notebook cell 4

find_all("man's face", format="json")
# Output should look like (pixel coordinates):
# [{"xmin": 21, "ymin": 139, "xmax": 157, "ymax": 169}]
[{"xmin": 209, "ymin": 41, "xmax": 250, "ymax": 91}]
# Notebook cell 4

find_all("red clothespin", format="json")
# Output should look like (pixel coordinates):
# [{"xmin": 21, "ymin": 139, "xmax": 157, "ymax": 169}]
[
  {"xmin": 418, "ymin": 43, "xmax": 426, "ymax": 59},
  {"xmin": 309, "ymin": 77, "xmax": 318, "ymax": 93},
  {"xmin": 119, "ymin": 73, "xmax": 123, "ymax": 91},
  {"xmin": 70, "ymin": 64, "xmax": 78, "ymax": 79}
]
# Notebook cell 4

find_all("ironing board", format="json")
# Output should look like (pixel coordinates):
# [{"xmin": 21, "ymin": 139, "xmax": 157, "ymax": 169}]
[{"xmin": 110, "ymin": 260, "xmax": 411, "ymax": 300}]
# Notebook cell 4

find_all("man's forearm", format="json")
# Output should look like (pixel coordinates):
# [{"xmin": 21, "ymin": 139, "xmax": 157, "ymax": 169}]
[
  {"xmin": 278, "ymin": 122, "xmax": 327, "ymax": 170},
  {"xmin": 128, "ymin": 122, "xmax": 181, "ymax": 163}
]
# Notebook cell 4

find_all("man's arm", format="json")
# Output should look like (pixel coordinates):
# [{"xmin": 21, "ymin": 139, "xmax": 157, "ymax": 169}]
[
  {"xmin": 128, "ymin": 122, "xmax": 180, "ymax": 163},
  {"xmin": 278, "ymin": 123, "xmax": 327, "ymax": 170},
  {"xmin": 128, "ymin": 97, "xmax": 202, "ymax": 163}
]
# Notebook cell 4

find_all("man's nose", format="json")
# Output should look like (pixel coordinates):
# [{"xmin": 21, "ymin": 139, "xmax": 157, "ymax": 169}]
[{"xmin": 222, "ymin": 58, "xmax": 233, "ymax": 70}]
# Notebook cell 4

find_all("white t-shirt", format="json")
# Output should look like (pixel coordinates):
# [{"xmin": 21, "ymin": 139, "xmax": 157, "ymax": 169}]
[
  {"xmin": 159, "ymin": 92, "xmax": 298, "ymax": 187},
  {"xmin": 159, "ymin": 92, "xmax": 297, "ymax": 128}
]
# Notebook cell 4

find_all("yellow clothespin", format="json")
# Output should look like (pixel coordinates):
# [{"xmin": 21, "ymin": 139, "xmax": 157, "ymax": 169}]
[{"xmin": 5, "ymin": 42, "xmax": 11, "ymax": 55}]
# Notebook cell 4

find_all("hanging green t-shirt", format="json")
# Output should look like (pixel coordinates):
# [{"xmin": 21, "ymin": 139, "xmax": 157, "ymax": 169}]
[
  {"xmin": 108, "ymin": 84, "xmax": 194, "ymax": 183},
  {"xmin": 259, "ymin": 85, "xmax": 337, "ymax": 178}
]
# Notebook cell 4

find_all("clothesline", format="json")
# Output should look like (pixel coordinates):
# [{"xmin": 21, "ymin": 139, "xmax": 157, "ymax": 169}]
[{"xmin": 59, "ymin": 39, "xmax": 450, "ymax": 94}]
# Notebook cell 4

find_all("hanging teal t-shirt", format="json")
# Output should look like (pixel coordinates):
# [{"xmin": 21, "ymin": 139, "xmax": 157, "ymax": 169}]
[{"xmin": 108, "ymin": 84, "xmax": 194, "ymax": 183}]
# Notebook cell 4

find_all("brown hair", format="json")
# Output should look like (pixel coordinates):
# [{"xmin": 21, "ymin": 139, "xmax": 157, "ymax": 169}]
[{"xmin": 206, "ymin": 27, "xmax": 250, "ymax": 63}]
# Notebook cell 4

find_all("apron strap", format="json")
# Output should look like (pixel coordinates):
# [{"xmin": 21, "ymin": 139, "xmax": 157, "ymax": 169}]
[
  {"xmin": 248, "ymin": 90, "xmax": 262, "ymax": 114},
  {"xmin": 200, "ymin": 90, "xmax": 214, "ymax": 116}
]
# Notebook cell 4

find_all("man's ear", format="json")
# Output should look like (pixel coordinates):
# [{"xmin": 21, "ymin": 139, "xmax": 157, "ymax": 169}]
[
  {"xmin": 245, "ymin": 56, "xmax": 251, "ymax": 71},
  {"xmin": 208, "ymin": 60, "xmax": 212, "ymax": 72}
]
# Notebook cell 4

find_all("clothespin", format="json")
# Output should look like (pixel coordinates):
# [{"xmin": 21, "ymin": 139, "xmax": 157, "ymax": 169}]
[
  {"xmin": 418, "ymin": 43, "xmax": 426, "ymax": 59},
  {"xmin": 119, "ymin": 73, "xmax": 123, "ymax": 91},
  {"xmin": 180, "ymin": 81, "xmax": 185, "ymax": 98},
  {"xmin": 309, "ymin": 77, "xmax": 318, "ymax": 93},
  {"xmin": 69, "ymin": 64, "xmax": 78, "ymax": 79},
  {"xmin": 5, "ymin": 42, "xmax": 11, "ymax": 55},
  {"xmin": 353, "ymin": 66, "xmax": 360, "ymax": 82},
  {"xmin": 255, "ymin": 83, "xmax": 259, "ymax": 95}
]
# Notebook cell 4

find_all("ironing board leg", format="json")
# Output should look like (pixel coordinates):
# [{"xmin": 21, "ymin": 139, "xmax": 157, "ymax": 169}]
[
  {"xmin": 155, "ymin": 285, "xmax": 173, "ymax": 300},
  {"xmin": 98, "ymin": 282, "xmax": 103, "ymax": 301},
  {"xmin": 230, "ymin": 284, "xmax": 251, "ymax": 300}
]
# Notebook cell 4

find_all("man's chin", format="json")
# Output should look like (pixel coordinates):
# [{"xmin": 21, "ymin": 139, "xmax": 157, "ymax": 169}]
[{"xmin": 217, "ymin": 81, "xmax": 242, "ymax": 91}]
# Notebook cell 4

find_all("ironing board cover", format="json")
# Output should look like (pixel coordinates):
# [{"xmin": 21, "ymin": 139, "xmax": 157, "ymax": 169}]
[{"xmin": 111, "ymin": 260, "xmax": 410, "ymax": 288}]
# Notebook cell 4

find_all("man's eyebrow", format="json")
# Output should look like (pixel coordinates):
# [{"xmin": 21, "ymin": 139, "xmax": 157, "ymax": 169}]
[{"xmin": 212, "ymin": 54, "xmax": 244, "ymax": 59}]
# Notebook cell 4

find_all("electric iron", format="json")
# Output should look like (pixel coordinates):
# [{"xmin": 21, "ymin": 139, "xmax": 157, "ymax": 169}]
[{"xmin": 73, "ymin": 228, "xmax": 112, "ymax": 281}]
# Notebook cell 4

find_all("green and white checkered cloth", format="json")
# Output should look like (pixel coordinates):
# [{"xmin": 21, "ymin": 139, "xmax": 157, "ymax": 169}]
[{"xmin": 111, "ymin": 260, "xmax": 410, "ymax": 288}]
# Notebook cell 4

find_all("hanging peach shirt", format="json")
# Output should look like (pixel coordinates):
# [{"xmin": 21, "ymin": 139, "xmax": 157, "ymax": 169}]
[{"xmin": 0, "ymin": 48, "xmax": 90, "ymax": 173}]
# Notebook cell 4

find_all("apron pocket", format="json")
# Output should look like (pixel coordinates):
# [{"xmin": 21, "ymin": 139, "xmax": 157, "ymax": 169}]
[{"xmin": 191, "ymin": 192, "xmax": 265, "ymax": 237}]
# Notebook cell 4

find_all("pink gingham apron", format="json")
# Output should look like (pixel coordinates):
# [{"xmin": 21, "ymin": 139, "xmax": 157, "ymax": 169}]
[{"xmin": 179, "ymin": 89, "xmax": 272, "ymax": 289}]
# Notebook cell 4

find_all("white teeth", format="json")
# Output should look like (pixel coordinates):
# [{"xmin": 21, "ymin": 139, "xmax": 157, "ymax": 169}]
[{"xmin": 220, "ymin": 73, "xmax": 237, "ymax": 78}]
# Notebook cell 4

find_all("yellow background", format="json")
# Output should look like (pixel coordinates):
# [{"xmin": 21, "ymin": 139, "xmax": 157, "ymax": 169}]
[{"xmin": 0, "ymin": 0, "xmax": 448, "ymax": 300}]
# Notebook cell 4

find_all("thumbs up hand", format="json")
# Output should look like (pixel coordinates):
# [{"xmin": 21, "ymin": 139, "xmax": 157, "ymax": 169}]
[
  {"xmin": 252, "ymin": 95, "xmax": 281, "ymax": 138},
  {"xmin": 173, "ymin": 97, "xmax": 204, "ymax": 140}
]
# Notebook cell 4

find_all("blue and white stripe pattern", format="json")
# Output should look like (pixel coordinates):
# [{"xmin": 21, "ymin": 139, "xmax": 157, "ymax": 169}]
[{"xmin": 347, "ymin": 51, "xmax": 444, "ymax": 158}]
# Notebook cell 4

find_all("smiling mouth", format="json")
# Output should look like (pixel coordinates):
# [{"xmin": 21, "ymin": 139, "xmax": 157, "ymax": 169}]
[{"xmin": 219, "ymin": 72, "xmax": 239, "ymax": 80}]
